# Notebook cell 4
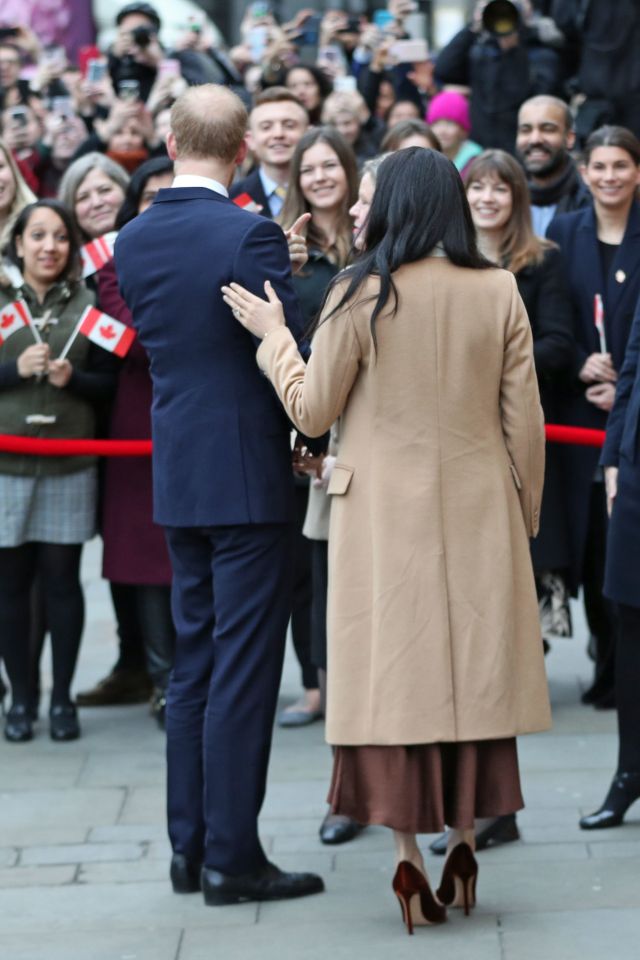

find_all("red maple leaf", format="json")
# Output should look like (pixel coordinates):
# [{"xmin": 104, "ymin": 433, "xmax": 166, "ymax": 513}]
[
  {"xmin": 1, "ymin": 312, "xmax": 15, "ymax": 328},
  {"xmin": 99, "ymin": 324, "xmax": 116, "ymax": 340}
]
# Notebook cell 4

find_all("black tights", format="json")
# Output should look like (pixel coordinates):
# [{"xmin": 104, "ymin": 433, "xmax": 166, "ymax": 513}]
[
  {"xmin": 616, "ymin": 604, "xmax": 640, "ymax": 774},
  {"xmin": 0, "ymin": 542, "xmax": 84, "ymax": 707}
]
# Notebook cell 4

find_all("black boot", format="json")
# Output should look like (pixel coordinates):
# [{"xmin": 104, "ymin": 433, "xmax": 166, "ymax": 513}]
[{"xmin": 579, "ymin": 772, "xmax": 640, "ymax": 829}]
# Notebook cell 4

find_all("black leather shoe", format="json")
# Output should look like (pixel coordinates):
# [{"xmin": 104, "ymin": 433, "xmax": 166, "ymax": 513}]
[
  {"xmin": 170, "ymin": 853, "xmax": 202, "ymax": 893},
  {"xmin": 319, "ymin": 812, "xmax": 361, "ymax": 845},
  {"xmin": 580, "ymin": 772, "xmax": 640, "ymax": 830},
  {"xmin": 4, "ymin": 703, "xmax": 33, "ymax": 743},
  {"xmin": 49, "ymin": 703, "xmax": 80, "ymax": 742},
  {"xmin": 429, "ymin": 814, "xmax": 520, "ymax": 855},
  {"xmin": 201, "ymin": 861, "xmax": 324, "ymax": 905}
]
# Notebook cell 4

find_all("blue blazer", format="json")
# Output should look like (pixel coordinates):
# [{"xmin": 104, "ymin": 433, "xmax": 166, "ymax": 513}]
[{"xmin": 115, "ymin": 186, "xmax": 304, "ymax": 527}]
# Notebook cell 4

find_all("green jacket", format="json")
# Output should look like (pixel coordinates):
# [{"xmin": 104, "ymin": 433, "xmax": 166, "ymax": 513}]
[{"xmin": 0, "ymin": 280, "xmax": 101, "ymax": 476}]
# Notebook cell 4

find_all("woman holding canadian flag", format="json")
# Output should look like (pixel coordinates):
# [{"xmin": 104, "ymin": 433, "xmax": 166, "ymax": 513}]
[{"xmin": 0, "ymin": 199, "xmax": 118, "ymax": 744}]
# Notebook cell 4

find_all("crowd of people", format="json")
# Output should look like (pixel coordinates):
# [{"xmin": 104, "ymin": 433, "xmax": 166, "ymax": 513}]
[{"xmin": 0, "ymin": 0, "xmax": 639, "ymax": 926}]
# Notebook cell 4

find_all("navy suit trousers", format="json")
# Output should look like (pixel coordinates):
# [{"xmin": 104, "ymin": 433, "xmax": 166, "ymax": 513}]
[{"xmin": 164, "ymin": 522, "xmax": 294, "ymax": 874}]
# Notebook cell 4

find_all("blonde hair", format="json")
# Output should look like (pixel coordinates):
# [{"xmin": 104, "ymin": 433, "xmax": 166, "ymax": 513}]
[
  {"xmin": 321, "ymin": 91, "xmax": 369, "ymax": 126},
  {"xmin": 170, "ymin": 85, "xmax": 248, "ymax": 163},
  {"xmin": 0, "ymin": 139, "xmax": 37, "ymax": 251}
]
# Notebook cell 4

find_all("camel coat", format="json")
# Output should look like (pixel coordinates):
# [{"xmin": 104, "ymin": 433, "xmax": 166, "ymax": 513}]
[{"xmin": 257, "ymin": 257, "xmax": 552, "ymax": 745}]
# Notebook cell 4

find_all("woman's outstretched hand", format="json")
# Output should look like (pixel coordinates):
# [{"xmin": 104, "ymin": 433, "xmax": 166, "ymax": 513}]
[{"xmin": 221, "ymin": 280, "xmax": 286, "ymax": 340}]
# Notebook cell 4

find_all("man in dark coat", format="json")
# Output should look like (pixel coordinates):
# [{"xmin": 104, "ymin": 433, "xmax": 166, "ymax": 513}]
[
  {"xmin": 115, "ymin": 84, "xmax": 323, "ymax": 907},
  {"xmin": 552, "ymin": 0, "xmax": 640, "ymax": 140},
  {"xmin": 516, "ymin": 94, "xmax": 592, "ymax": 236},
  {"xmin": 435, "ymin": 0, "xmax": 564, "ymax": 153}
]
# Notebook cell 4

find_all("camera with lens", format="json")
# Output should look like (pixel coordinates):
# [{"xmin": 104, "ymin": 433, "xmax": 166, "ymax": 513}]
[
  {"xmin": 131, "ymin": 25, "xmax": 155, "ymax": 48},
  {"xmin": 482, "ymin": 0, "xmax": 521, "ymax": 37}
]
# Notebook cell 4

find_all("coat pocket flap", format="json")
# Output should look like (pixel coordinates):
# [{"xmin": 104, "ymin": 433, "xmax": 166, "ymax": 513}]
[
  {"xmin": 509, "ymin": 463, "xmax": 523, "ymax": 490},
  {"xmin": 327, "ymin": 464, "xmax": 354, "ymax": 496}
]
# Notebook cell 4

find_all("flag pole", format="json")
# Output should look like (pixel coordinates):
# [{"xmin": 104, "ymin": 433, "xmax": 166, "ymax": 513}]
[
  {"xmin": 57, "ymin": 308, "xmax": 89, "ymax": 361},
  {"xmin": 594, "ymin": 293, "xmax": 607, "ymax": 353},
  {"xmin": 16, "ymin": 299, "xmax": 42, "ymax": 344}
]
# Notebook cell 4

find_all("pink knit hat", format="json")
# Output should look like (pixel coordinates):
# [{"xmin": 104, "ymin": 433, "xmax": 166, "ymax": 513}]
[{"xmin": 426, "ymin": 92, "xmax": 471, "ymax": 133}]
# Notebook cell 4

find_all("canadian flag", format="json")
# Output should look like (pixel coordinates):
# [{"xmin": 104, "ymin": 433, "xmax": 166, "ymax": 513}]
[
  {"xmin": 0, "ymin": 300, "xmax": 33, "ymax": 343},
  {"xmin": 80, "ymin": 232, "xmax": 117, "ymax": 278},
  {"xmin": 78, "ymin": 306, "xmax": 136, "ymax": 357},
  {"xmin": 233, "ymin": 192, "xmax": 263, "ymax": 214}
]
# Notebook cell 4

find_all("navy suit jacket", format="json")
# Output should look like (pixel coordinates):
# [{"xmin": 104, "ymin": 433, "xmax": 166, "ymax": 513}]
[{"xmin": 115, "ymin": 186, "xmax": 304, "ymax": 527}]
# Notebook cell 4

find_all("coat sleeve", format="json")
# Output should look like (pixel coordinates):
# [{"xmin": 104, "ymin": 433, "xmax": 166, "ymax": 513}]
[
  {"xmin": 233, "ymin": 216, "xmax": 307, "ymax": 352},
  {"xmin": 528, "ymin": 247, "xmax": 576, "ymax": 378},
  {"xmin": 600, "ymin": 300, "xmax": 640, "ymax": 467},
  {"xmin": 500, "ymin": 273, "xmax": 546, "ymax": 537},
  {"xmin": 256, "ymin": 282, "xmax": 362, "ymax": 438}
]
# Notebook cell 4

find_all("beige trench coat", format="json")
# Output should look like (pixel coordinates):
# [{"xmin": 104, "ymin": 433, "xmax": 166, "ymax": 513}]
[{"xmin": 258, "ymin": 257, "xmax": 552, "ymax": 745}]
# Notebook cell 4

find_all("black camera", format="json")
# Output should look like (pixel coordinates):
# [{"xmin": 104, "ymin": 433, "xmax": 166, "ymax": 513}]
[
  {"xmin": 131, "ymin": 25, "xmax": 154, "ymax": 48},
  {"xmin": 482, "ymin": 0, "xmax": 521, "ymax": 37}
]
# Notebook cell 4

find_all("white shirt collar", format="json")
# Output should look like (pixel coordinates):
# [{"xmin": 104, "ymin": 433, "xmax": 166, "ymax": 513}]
[
  {"xmin": 258, "ymin": 168, "xmax": 280, "ymax": 197},
  {"xmin": 172, "ymin": 174, "xmax": 229, "ymax": 197}
]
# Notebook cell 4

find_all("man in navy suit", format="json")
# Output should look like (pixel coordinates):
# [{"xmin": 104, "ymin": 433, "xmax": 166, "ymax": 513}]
[
  {"xmin": 230, "ymin": 87, "xmax": 308, "ymax": 218},
  {"xmin": 115, "ymin": 84, "xmax": 323, "ymax": 906}
]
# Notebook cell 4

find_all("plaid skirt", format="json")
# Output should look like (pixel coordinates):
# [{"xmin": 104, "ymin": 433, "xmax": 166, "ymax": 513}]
[{"xmin": 0, "ymin": 467, "xmax": 98, "ymax": 547}]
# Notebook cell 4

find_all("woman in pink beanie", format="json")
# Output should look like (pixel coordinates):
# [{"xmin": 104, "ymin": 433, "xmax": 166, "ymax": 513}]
[{"xmin": 427, "ymin": 91, "xmax": 482, "ymax": 178}]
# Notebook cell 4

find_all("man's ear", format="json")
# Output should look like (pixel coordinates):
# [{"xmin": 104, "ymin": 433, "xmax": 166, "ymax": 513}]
[
  {"xmin": 235, "ymin": 138, "xmax": 248, "ymax": 167},
  {"xmin": 566, "ymin": 128, "xmax": 576, "ymax": 152},
  {"xmin": 166, "ymin": 130, "xmax": 178, "ymax": 161},
  {"xmin": 244, "ymin": 129, "xmax": 254, "ymax": 154}
]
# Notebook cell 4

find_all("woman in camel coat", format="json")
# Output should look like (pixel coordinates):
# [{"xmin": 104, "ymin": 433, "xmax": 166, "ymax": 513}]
[{"xmin": 223, "ymin": 148, "xmax": 551, "ymax": 929}]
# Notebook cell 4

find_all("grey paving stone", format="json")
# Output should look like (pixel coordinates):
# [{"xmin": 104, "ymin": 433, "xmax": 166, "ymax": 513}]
[
  {"xmin": 260, "ymin": 780, "xmax": 340, "ymax": 820},
  {"xmin": 181, "ymin": 915, "xmax": 502, "ymax": 960},
  {"xmin": 0, "ymin": 789, "xmax": 124, "ymax": 846},
  {"xmin": 78, "ymin": 859, "xmax": 168, "ymax": 884},
  {"xmin": 0, "ymin": 929, "xmax": 182, "ymax": 960},
  {"xmin": 587, "ymin": 838, "xmax": 640, "ymax": 858},
  {"xmin": 118, "ymin": 787, "xmax": 166, "ymax": 826},
  {"xmin": 517, "ymin": 733, "xmax": 617, "ymax": 771},
  {"xmin": 20, "ymin": 842, "xmax": 143, "ymax": 866},
  {"xmin": 78, "ymin": 752, "xmax": 166, "ymax": 788},
  {"xmin": 501, "ymin": 908, "xmax": 640, "ymax": 960},
  {"xmin": 0, "ymin": 750, "xmax": 86, "ymax": 791},
  {"xmin": 476, "ymin": 857, "xmax": 640, "ymax": 914},
  {"xmin": 145, "ymin": 839, "xmax": 172, "ymax": 861},
  {"xmin": 258, "ymin": 816, "xmax": 325, "ymax": 838},
  {"xmin": 0, "ymin": 847, "xmax": 17, "ymax": 867},
  {"xmin": 88, "ymin": 824, "xmax": 167, "ymax": 844},
  {"xmin": 0, "ymin": 866, "xmax": 75, "ymax": 888},
  {"xmin": 0, "ymin": 882, "xmax": 258, "ymax": 933}
]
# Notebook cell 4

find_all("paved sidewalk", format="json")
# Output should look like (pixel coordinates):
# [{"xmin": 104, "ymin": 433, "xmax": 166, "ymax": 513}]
[{"xmin": 1, "ymin": 539, "xmax": 639, "ymax": 960}]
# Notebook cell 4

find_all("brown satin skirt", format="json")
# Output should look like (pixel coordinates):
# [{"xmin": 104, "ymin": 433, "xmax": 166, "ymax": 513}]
[{"xmin": 327, "ymin": 739, "xmax": 524, "ymax": 833}]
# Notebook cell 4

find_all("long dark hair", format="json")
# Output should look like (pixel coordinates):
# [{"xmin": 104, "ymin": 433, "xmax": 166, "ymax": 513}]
[
  {"xmin": 321, "ymin": 147, "xmax": 491, "ymax": 345},
  {"xmin": 7, "ymin": 199, "xmax": 82, "ymax": 285},
  {"xmin": 115, "ymin": 155, "xmax": 174, "ymax": 228}
]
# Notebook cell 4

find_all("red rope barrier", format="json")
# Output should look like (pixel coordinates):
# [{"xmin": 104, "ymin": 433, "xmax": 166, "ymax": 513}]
[
  {"xmin": 0, "ymin": 426, "xmax": 605, "ymax": 457},
  {"xmin": 0, "ymin": 435, "xmax": 152, "ymax": 456},
  {"xmin": 544, "ymin": 424, "xmax": 605, "ymax": 448}
]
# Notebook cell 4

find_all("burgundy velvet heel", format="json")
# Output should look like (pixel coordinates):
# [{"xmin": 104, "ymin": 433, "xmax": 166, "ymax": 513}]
[
  {"xmin": 392, "ymin": 860, "xmax": 447, "ymax": 934},
  {"xmin": 436, "ymin": 842, "xmax": 478, "ymax": 916}
]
